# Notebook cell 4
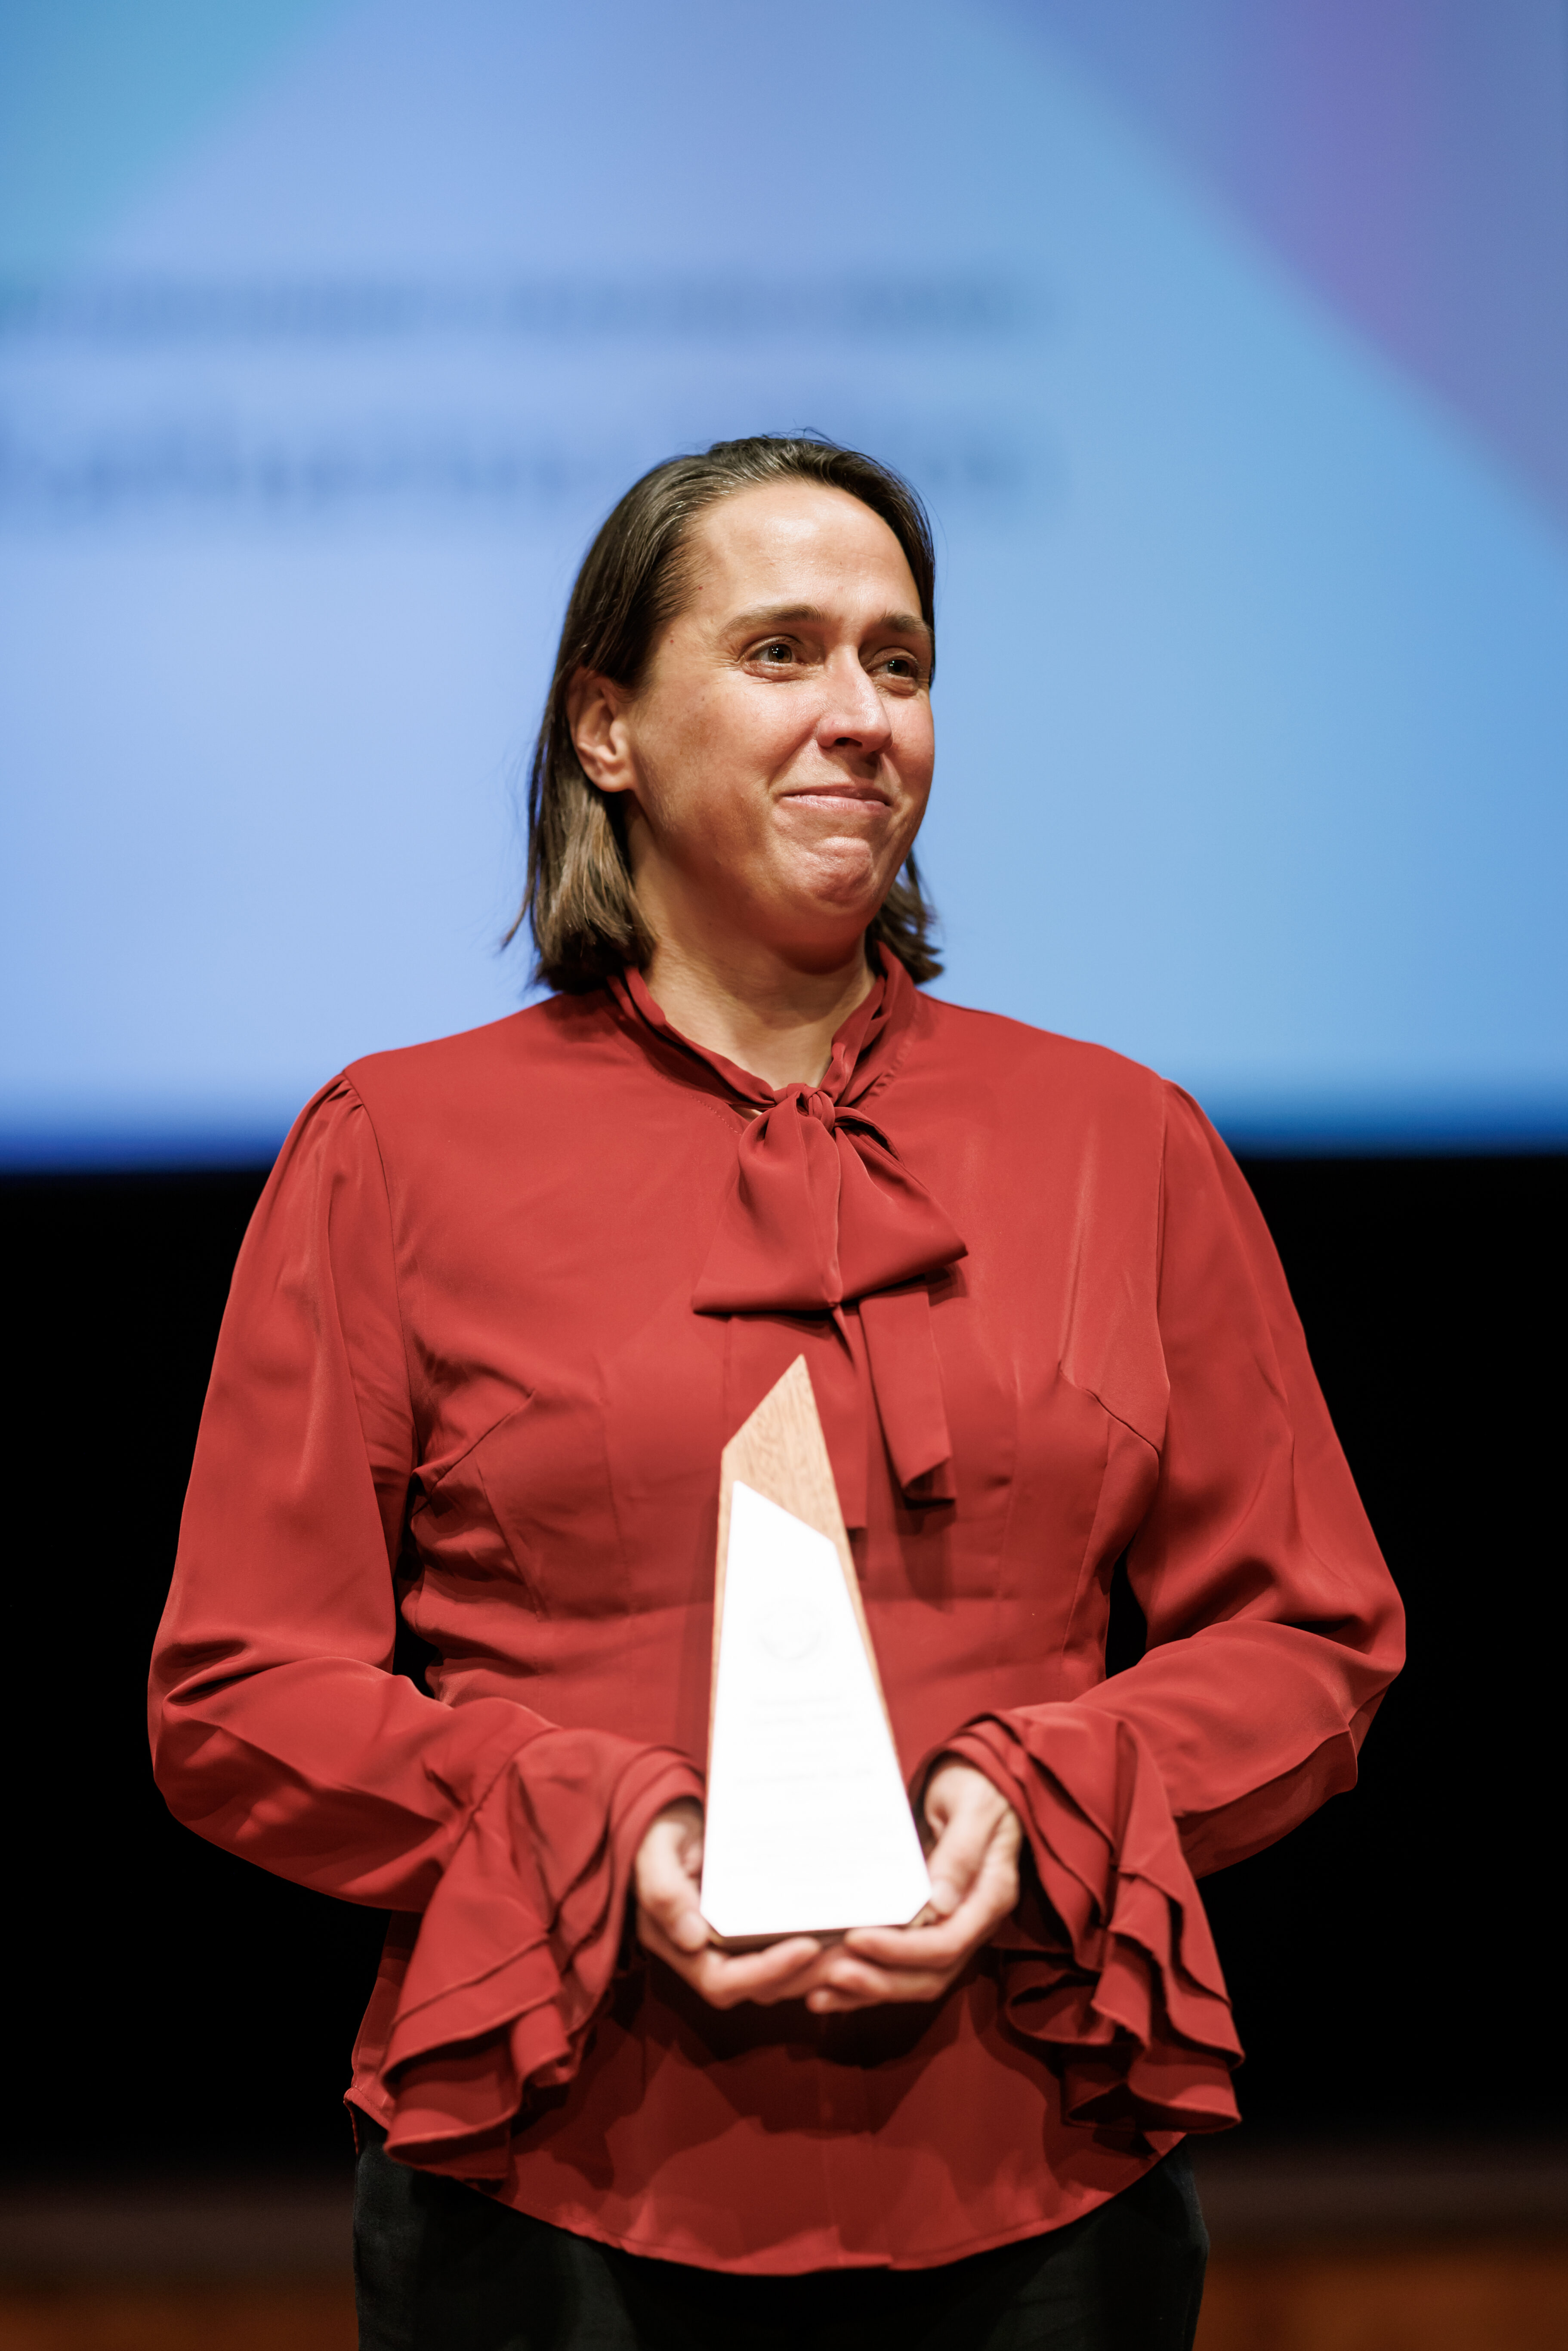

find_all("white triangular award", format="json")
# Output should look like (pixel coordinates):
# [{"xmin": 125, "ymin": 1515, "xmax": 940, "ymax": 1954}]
[{"xmin": 699, "ymin": 1357, "xmax": 932, "ymax": 1944}]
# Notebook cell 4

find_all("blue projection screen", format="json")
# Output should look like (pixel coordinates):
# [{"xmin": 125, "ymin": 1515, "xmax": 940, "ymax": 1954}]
[{"xmin": 3, "ymin": 0, "xmax": 1566, "ymax": 1165}]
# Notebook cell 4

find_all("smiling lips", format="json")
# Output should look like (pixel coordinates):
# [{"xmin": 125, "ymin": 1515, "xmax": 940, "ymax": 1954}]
[{"xmin": 781, "ymin": 784, "xmax": 890, "ymax": 808}]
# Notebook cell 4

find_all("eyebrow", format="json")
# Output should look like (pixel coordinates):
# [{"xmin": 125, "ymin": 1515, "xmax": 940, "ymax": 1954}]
[{"xmin": 728, "ymin": 602, "xmax": 934, "ymax": 647}]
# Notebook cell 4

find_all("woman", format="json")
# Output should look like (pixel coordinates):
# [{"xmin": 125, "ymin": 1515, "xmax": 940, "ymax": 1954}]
[{"xmin": 151, "ymin": 436, "xmax": 1404, "ymax": 2349}]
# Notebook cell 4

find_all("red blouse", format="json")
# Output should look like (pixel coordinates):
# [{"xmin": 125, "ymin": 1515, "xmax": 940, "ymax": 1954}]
[{"xmin": 149, "ymin": 951, "xmax": 1403, "ymax": 2274}]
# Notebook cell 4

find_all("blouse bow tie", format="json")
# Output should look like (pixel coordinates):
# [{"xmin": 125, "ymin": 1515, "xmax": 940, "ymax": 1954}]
[
  {"xmin": 613, "ymin": 959, "xmax": 969, "ymax": 1504},
  {"xmin": 691, "ymin": 1082, "xmax": 968, "ymax": 1509},
  {"xmin": 691, "ymin": 1082, "xmax": 963, "ymax": 1315}
]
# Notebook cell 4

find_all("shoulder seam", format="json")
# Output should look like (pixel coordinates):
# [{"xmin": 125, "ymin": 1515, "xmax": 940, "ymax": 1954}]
[{"xmin": 333, "ymin": 1077, "xmax": 427, "ymax": 1456}]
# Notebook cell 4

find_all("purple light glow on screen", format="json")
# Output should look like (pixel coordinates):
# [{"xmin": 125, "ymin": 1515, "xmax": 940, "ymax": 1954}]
[{"xmin": 1011, "ymin": 0, "xmax": 1568, "ymax": 522}]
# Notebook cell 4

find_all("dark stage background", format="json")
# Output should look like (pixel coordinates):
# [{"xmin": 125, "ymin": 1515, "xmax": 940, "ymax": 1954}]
[{"xmin": 4, "ymin": 1149, "xmax": 1560, "ymax": 2181}]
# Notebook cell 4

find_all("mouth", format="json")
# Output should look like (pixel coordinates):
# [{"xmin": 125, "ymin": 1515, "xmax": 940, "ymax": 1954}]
[{"xmin": 780, "ymin": 784, "xmax": 891, "ymax": 811}]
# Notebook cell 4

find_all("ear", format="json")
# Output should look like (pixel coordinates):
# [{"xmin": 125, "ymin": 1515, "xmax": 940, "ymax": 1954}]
[{"xmin": 568, "ymin": 669, "xmax": 637, "ymax": 796}]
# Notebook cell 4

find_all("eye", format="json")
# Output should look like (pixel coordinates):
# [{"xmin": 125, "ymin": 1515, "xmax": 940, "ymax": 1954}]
[{"xmin": 757, "ymin": 639, "xmax": 795, "ymax": 663}]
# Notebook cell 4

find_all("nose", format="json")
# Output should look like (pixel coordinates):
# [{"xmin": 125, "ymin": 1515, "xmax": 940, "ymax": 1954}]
[{"xmin": 815, "ymin": 649, "xmax": 892, "ymax": 759}]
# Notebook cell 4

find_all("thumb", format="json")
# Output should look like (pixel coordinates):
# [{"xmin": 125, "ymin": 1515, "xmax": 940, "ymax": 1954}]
[
  {"xmin": 636, "ymin": 1814, "xmax": 710, "ymax": 1955},
  {"xmin": 923, "ymin": 1792, "xmax": 1003, "ymax": 1918}
]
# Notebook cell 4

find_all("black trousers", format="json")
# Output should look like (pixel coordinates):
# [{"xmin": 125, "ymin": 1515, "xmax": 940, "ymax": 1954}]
[{"xmin": 354, "ymin": 2123, "xmax": 1208, "ymax": 2351}]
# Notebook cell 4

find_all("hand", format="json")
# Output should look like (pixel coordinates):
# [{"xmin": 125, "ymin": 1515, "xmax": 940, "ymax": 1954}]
[
  {"xmin": 803, "ymin": 1759, "xmax": 1022, "ymax": 2016},
  {"xmin": 633, "ymin": 1799, "xmax": 833, "ymax": 2009}
]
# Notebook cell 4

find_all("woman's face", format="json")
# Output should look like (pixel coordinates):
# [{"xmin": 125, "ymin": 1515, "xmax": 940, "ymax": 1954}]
[{"xmin": 573, "ymin": 479, "xmax": 935, "ymax": 970}]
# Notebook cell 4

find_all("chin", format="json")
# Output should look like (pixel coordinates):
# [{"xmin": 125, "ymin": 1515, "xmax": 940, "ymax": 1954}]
[
  {"xmin": 751, "ymin": 884, "xmax": 882, "ymax": 965},
  {"xmin": 782, "ymin": 839, "xmax": 890, "ymax": 907}
]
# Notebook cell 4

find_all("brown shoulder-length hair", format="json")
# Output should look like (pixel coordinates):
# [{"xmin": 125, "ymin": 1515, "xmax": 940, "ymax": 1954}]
[{"xmin": 513, "ymin": 434, "xmax": 942, "ymax": 993}]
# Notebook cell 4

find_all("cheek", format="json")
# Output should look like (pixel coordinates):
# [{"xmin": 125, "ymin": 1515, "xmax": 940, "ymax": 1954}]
[
  {"xmin": 643, "ymin": 691, "xmax": 800, "ymax": 836},
  {"xmin": 895, "ymin": 708, "xmax": 936, "ymax": 804}
]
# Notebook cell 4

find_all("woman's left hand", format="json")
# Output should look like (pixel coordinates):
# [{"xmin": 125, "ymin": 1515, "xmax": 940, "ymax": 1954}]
[{"xmin": 805, "ymin": 1758, "xmax": 1022, "ymax": 2015}]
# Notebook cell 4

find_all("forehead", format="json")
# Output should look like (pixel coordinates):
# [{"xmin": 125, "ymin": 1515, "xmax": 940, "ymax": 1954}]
[{"xmin": 679, "ymin": 480, "xmax": 920, "ymax": 617}]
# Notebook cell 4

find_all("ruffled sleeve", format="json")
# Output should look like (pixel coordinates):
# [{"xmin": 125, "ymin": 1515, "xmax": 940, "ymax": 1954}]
[
  {"xmin": 377, "ymin": 1727, "xmax": 699, "ymax": 2178},
  {"xmin": 937, "ymin": 1710, "xmax": 1241, "ymax": 2137},
  {"xmin": 148, "ymin": 1080, "xmax": 701, "ymax": 2171},
  {"xmin": 933, "ymin": 1084, "xmax": 1403, "ymax": 2142}
]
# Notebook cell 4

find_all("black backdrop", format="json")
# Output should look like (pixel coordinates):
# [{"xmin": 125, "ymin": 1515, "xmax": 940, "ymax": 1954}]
[{"xmin": 5, "ymin": 1152, "xmax": 1560, "ymax": 2178}]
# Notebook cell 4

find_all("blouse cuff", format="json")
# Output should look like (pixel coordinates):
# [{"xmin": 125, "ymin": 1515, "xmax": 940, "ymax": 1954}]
[
  {"xmin": 934, "ymin": 1707, "xmax": 1242, "ymax": 2141},
  {"xmin": 378, "ymin": 1727, "xmax": 703, "ymax": 2179}
]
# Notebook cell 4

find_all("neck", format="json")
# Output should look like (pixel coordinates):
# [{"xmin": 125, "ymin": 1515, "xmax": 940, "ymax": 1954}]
[{"xmin": 641, "ymin": 931, "xmax": 875, "ymax": 1089}]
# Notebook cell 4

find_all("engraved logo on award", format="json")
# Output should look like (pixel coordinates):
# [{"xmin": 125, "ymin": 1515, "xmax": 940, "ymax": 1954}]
[{"xmin": 699, "ymin": 1357, "xmax": 932, "ymax": 1944}]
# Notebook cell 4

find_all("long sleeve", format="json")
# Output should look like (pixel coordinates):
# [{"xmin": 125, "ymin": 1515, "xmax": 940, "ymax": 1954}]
[
  {"xmin": 148, "ymin": 1080, "xmax": 701, "ymax": 2175},
  {"xmin": 944, "ymin": 1085, "xmax": 1404, "ymax": 2142}
]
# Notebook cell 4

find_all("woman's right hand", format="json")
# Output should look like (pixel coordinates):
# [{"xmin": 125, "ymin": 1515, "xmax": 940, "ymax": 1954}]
[{"xmin": 633, "ymin": 1799, "xmax": 830, "ymax": 2008}]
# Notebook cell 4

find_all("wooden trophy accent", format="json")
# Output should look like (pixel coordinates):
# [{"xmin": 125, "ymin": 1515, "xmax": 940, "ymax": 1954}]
[{"xmin": 699, "ymin": 1357, "xmax": 932, "ymax": 1946}]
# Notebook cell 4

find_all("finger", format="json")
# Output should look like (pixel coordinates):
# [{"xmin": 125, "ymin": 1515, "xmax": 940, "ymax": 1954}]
[
  {"xmin": 845, "ymin": 1898, "xmax": 985, "ymax": 1963},
  {"xmin": 852, "ymin": 1864, "xmax": 1017, "ymax": 1956},
  {"xmin": 639, "ymin": 1802, "xmax": 705, "ymax": 1873},
  {"xmin": 922, "ymin": 1796, "xmax": 1009, "ymax": 1919},
  {"xmin": 636, "ymin": 1908, "xmax": 713, "ymax": 1976},
  {"xmin": 639, "ymin": 1814, "xmax": 704, "ymax": 1885},
  {"xmin": 702, "ymin": 1937, "xmax": 831, "ymax": 2005},
  {"xmin": 639, "ymin": 1913, "xmax": 827, "ymax": 2006},
  {"xmin": 849, "ymin": 1834, "xmax": 1019, "ymax": 1960},
  {"xmin": 638, "ymin": 1883, "xmax": 710, "ymax": 1955},
  {"xmin": 843, "ymin": 1870, "xmax": 1019, "ymax": 1984},
  {"xmin": 635, "ymin": 1840, "xmax": 710, "ymax": 1955},
  {"xmin": 920, "ymin": 1758, "xmax": 995, "ymax": 1836},
  {"xmin": 806, "ymin": 1959, "xmax": 955, "ymax": 2012},
  {"xmin": 840, "ymin": 1917, "xmax": 977, "ymax": 1970}
]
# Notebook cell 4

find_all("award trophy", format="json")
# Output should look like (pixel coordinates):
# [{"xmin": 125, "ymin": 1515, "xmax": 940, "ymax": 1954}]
[{"xmin": 699, "ymin": 1358, "xmax": 932, "ymax": 1945}]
